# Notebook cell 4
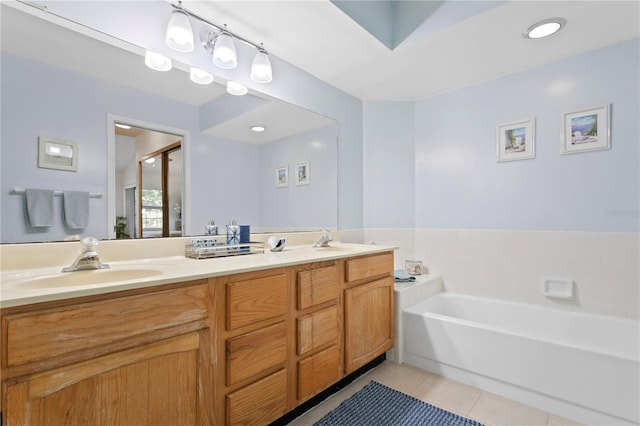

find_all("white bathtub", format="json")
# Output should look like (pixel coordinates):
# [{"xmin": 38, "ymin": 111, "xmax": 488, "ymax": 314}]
[{"xmin": 402, "ymin": 293, "xmax": 640, "ymax": 425}]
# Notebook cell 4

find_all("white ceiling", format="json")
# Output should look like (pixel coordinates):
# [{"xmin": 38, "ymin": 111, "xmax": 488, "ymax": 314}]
[
  {"xmin": 182, "ymin": 0, "xmax": 640, "ymax": 101},
  {"xmin": 4, "ymin": 0, "xmax": 638, "ymax": 107}
]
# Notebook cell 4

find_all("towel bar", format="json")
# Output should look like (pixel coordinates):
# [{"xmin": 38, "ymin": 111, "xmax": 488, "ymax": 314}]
[{"xmin": 10, "ymin": 187, "xmax": 103, "ymax": 199}]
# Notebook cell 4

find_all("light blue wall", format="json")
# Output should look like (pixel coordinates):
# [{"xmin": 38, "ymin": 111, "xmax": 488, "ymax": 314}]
[
  {"xmin": 414, "ymin": 38, "xmax": 640, "ymax": 232},
  {"xmin": 259, "ymin": 125, "xmax": 338, "ymax": 230},
  {"xmin": 363, "ymin": 101, "xmax": 415, "ymax": 228}
]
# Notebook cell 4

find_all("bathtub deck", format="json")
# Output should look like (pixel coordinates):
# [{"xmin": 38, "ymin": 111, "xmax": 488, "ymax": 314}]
[{"xmin": 288, "ymin": 361, "xmax": 582, "ymax": 426}]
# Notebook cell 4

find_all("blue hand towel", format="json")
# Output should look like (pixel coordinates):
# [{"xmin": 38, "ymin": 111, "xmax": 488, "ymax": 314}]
[
  {"xmin": 63, "ymin": 191, "xmax": 89, "ymax": 229},
  {"xmin": 25, "ymin": 188, "xmax": 55, "ymax": 227}
]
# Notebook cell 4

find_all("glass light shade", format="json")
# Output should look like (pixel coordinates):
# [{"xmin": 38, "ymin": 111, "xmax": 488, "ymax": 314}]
[
  {"xmin": 251, "ymin": 49, "xmax": 272, "ymax": 83},
  {"xmin": 226, "ymin": 81, "xmax": 247, "ymax": 96},
  {"xmin": 212, "ymin": 32, "xmax": 237, "ymax": 69},
  {"xmin": 144, "ymin": 50, "xmax": 172, "ymax": 71},
  {"xmin": 524, "ymin": 18, "xmax": 567, "ymax": 39},
  {"xmin": 189, "ymin": 67, "xmax": 214, "ymax": 84},
  {"xmin": 165, "ymin": 10, "xmax": 194, "ymax": 52}
]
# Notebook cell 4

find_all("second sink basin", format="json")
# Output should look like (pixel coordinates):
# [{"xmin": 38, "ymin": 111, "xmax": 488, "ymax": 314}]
[{"xmin": 20, "ymin": 268, "xmax": 164, "ymax": 289}]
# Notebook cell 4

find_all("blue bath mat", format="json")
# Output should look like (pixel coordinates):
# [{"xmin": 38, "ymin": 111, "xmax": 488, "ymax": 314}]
[{"xmin": 314, "ymin": 381, "xmax": 483, "ymax": 426}]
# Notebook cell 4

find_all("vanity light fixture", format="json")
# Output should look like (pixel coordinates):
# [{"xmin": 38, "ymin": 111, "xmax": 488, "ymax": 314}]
[
  {"xmin": 524, "ymin": 17, "xmax": 567, "ymax": 39},
  {"xmin": 166, "ymin": 2, "xmax": 274, "ymax": 83},
  {"xmin": 144, "ymin": 50, "xmax": 172, "ymax": 71},
  {"xmin": 226, "ymin": 81, "xmax": 248, "ymax": 96},
  {"xmin": 165, "ymin": 5, "xmax": 194, "ymax": 52},
  {"xmin": 251, "ymin": 43, "xmax": 272, "ymax": 83},
  {"xmin": 250, "ymin": 125, "xmax": 266, "ymax": 132},
  {"xmin": 190, "ymin": 67, "xmax": 214, "ymax": 84}
]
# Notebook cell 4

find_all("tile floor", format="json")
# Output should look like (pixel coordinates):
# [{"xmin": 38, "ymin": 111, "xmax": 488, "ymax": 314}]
[{"xmin": 289, "ymin": 361, "xmax": 582, "ymax": 426}]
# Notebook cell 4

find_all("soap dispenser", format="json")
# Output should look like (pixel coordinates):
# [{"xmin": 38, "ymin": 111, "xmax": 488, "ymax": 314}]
[
  {"xmin": 226, "ymin": 218, "xmax": 240, "ymax": 245},
  {"xmin": 205, "ymin": 219, "xmax": 218, "ymax": 235}
]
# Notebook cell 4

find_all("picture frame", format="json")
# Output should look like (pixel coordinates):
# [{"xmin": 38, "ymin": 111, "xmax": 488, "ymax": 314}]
[
  {"xmin": 295, "ymin": 161, "xmax": 310, "ymax": 186},
  {"xmin": 275, "ymin": 166, "xmax": 288, "ymax": 188},
  {"xmin": 38, "ymin": 136, "xmax": 78, "ymax": 171},
  {"xmin": 496, "ymin": 119, "xmax": 535, "ymax": 162},
  {"xmin": 561, "ymin": 104, "xmax": 610, "ymax": 154}
]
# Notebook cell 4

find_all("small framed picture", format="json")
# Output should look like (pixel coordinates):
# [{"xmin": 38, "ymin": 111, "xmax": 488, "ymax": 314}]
[
  {"xmin": 38, "ymin": 136, "xmax": 78, "ymax": 171},
  {"xmin": 276, "ymin": 166, "xmax": 288, "ymax": 188},
  {"xmin": 295, "ymin": 161, "xmax": 310, "ymax": 186},
  {"xmin": 561, "ymin": 104, "xmax": 610, "ymax": 154},
  {"xmin": 496, "ymin": 119, "xmax": 535, "ymax": 162}
]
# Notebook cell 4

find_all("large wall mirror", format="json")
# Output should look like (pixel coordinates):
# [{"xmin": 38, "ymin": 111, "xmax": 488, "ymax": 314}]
[{"xmin": 0, "ymin": 2, "xmax": 338, "ymax": 244}]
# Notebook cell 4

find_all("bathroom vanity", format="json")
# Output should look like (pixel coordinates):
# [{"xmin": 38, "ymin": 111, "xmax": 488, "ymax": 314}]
[{"xmin": 0, "ymin": 241, "xmax": 394, "ymax": 425}]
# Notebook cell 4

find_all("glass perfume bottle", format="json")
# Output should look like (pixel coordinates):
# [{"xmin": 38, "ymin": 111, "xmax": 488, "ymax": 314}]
[
  {"xmin": 205, "ymin": 219, "xmax": 218, "ymax": 235},
  {"xmin": 226, "ymin": 218, "xmax": 240, "ymax": 245}
]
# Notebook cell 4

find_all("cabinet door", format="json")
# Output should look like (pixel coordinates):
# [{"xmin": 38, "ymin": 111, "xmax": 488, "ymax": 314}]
[
  {"xmin": 3, "ymin": 333, "xmax": 200, "ymax": 426},
  {"xmin": 344, "ymin": 277, "xmax": 394, "ymax": 373}
]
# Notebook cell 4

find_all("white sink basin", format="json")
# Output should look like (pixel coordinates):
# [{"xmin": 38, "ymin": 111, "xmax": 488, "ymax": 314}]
[{"xmin": 18, "ymin": 268, "xmax": 164, "ymax": 289}]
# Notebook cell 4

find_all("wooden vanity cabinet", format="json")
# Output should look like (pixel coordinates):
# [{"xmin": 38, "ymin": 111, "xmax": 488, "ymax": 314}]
[
  {"xmin": 0, "ymin": 280, "xmax": 213, "ymax": 426},
  {"xmin": 1, "ymin": 249, "xmax": 394, "ymax": 426},
  {"xmin": 344, "ymin": 253, "xmax": 395, "ymax": 373}
]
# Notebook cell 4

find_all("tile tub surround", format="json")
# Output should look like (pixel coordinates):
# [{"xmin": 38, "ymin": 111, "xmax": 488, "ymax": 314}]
[{"xmin": 342, "ymin": 228, "xmax": 639, "ymax": 319}]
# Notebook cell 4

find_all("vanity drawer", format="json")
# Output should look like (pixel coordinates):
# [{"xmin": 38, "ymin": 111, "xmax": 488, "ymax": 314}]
[
  {"xmin": 345, "ymin": 252, "xmax": 393, "ymax": 283},
  {"xmin": 297, "ymin": 345, "xmax": 341, "ymax": 401},
  {"xmin": 2, "ymin": 283, "xmax": 208, "ymax": 367},
  {"xmin": 226, "ymin": 368, "xmax": 288, "ymax": 426},
  {"xmin": 226, "ymin": 273, "xmax": 287, "ymax": 331},
  {"xmin": 297, "ymin": 306, "xmax": 339, "ymax": 356},
  {"xmin": 297, "ymin": 266, "xmax": 339, "ymax": 310},
  {"xmin": 226, "ymin": 322, "xmax": 287, "ymax": 386}
]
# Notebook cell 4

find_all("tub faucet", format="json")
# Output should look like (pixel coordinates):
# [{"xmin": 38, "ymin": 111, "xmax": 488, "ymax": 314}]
[
  {"xmin": 313, "ymin": 229, "xmax": 333, "ymax": 248},
  {"xmin": 62, "ymin": 237, "xmax": 110, "ymax": 272}
]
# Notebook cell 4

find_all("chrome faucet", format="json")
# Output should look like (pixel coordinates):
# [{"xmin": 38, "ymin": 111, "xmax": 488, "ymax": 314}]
[
  {"xmin": 313, "ymin": 229, "xmax": 334, "ymax": 248},
  {"xmin": 62, "ymin": 237, "xmax": 110, "ymax": 272}
]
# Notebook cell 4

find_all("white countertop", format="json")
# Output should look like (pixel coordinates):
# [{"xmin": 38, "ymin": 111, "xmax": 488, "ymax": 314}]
[{"xmin": 0, "ymin": 242, "xmax": 396, "ymax": 308}]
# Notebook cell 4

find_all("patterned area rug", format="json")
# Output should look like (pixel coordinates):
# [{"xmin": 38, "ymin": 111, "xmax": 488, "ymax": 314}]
[{"xmin": 314, "ymin": 381, "xmax": 484, "ymax": 426}]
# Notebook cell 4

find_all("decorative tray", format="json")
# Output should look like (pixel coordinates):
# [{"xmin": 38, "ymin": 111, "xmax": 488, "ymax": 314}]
[{"xmin": 185, "ymin": 238, "xmax": 264, "ymax": 259}]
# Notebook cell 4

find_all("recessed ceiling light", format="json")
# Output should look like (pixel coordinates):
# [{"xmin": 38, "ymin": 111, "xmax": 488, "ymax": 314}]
[
  {"xmin": 524, "ymin": 18, "xmax": 567, "ymax": 39},
  {"xmin": 115, "ymin": 123, "xmax": 132, "ymax": 129},
  {"xmin": 145, "ymin": 158, "xmax": 156, "ymax": 164},
  {"xmin": 250, "ymin": 125, "xmax": 266, "ymax": 132}
]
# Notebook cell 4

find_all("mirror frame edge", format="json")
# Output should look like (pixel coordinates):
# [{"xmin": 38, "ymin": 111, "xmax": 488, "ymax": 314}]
[{"xmin": 107, "ymin": 113, "xmax": 191, "ymax": 240}]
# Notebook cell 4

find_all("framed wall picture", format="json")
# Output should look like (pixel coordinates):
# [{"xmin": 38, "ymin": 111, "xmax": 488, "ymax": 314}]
[
  {"xmin": 38, "ymin": 136, "xmax": 78, "ymax": 171},
  {"xmin": 295, "ymin": 161, "xmax": 310, "ymax": 186},
  {"xmin": 561, "ymin": 104, "xmax": 610, "ymax": 154},
  {"xmin": 496, "ymin": 119, "xmax": 535, "ymax": 162},
  {"xmin": 276, "ymin": 166, "xmax": 288, "ymax": 188}
]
